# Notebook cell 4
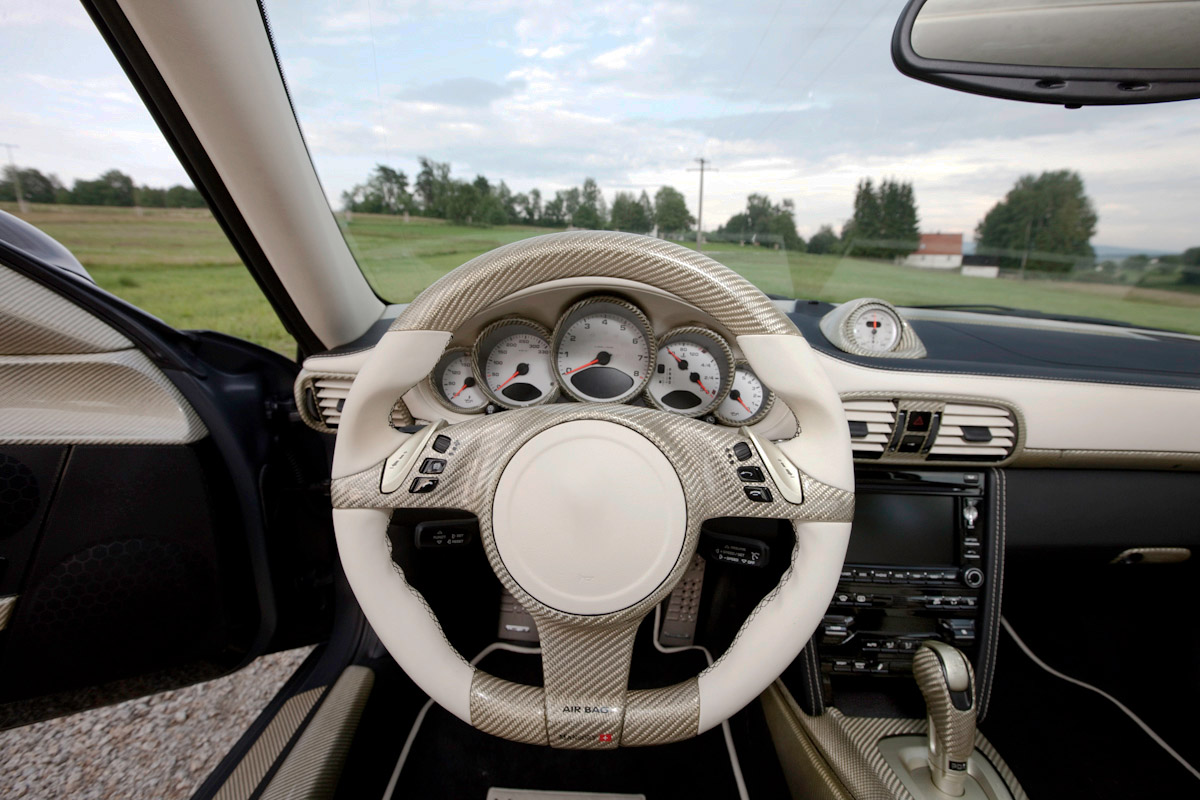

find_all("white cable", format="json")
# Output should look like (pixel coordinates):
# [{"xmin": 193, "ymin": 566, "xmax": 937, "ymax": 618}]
[
  {"xmin": 653, "ymin": 604, "xmax": 751, "ymax": 800},
  {"xmin": 1001, "ymin": 616, "xmax": 1200, "ymax": 783},
  {"xmin": 382, "ymin": 641, "xmax": 542, "ymax": 800}
]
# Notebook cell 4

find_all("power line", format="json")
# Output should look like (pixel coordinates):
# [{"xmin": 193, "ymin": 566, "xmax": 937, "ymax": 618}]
[
  {"xmin": 687, "ymin": 158, "xmax": 718, "ymax": 250},
  {"xmin": 0, "ymin": 142, "xmax": 27, "ymax": 214}
]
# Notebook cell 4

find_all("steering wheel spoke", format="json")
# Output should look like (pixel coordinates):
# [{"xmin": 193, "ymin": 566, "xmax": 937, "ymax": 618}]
[{"xmin": 330, "ymin": 417, "xmax": 487, "ymax": 514}]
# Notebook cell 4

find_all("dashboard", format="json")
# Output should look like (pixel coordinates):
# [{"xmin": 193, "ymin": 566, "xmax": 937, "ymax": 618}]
[{"xmin": 425, "ymin": 293, "xmax": 773, "ymax": 427}]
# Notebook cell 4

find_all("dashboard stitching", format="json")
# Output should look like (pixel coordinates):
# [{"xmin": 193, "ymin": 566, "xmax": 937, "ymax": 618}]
[{"xmin": 982, "ymin": 469, "xmax": 1005, "ymax": 717}]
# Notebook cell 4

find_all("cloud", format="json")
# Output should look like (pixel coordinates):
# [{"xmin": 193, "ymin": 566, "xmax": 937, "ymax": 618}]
[
  {"xmin": 591, "ymin": 37, "xmax": 655, "ymax": 70},
  {"xmin": 397, "ymin": 77, "xmax": 526, "ymax": 107}
]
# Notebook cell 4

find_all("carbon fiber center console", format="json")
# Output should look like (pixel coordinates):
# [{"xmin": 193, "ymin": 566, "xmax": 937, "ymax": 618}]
[{"xmin": 819, "ymin": 469, "xmax": 988, "ymax": 680}]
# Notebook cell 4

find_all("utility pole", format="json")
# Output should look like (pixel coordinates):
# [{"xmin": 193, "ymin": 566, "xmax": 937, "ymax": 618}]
[
  {"xmin": 687, "ymin": 158, "xmax": 716, "ymax": 250},
  {"xmin": 0, "ymin": 143, "xmax": 27, "ymax": 214}
]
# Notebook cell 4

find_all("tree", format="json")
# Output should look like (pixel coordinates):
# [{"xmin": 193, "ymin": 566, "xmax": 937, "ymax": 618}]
[
  {"xmin": 165, "ymin": 185, "xmax": 205, "ymax": 208},
  {"xmin": 414, "ymin": 157, "xmax": 452, "ymax": 217},
  {"xmin": 1181, "ymin": 246, "xmax": 1200, "ymax": 285},
  {"xmin": 842, "ymin": 178, "xmax": 919, "ymax": 257},
  {"xmin": 975, "ymin": 170, "xmax": 1098, "ymax": 273},
  {"xmin": 69, "ymin": 169, "xmax": 135, "ymax": 206},
  {"xmin": 807, "ymin": 224, "xmax": 839, "ymax": 254},
  {"xmin": 610, "ymin": 191, "xmax": 652, "ymax": 233},
  {"xmin": 1, "ymin": 167, "xmax": 64, "ymax": 204},
  {"xmin": 717, "ymin": 193, "xmax": 802, "ymax": 250},
  {"xmin": 654, "ymin": 186, "xmax": 693, "ymax": 234},
  {"xmin": 342, "ymin": 163, "xmax": 413, "ymax": 214},
  {"xmin": 572, "ymin": 178, "xmax": 605, "ymax": 229}
]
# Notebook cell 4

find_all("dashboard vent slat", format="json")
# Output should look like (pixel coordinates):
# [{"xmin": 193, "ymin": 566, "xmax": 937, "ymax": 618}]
[
  {"xmin": 311, "ymin": 377, "xmax": 354, "ymax": 429},
  {"xmin": 932, "ymin": 402, "xmax": 1016, "ymax": 462},
  {"xmin": 843, "ymin": 399, "xmax": 898, "ymax": 457}
]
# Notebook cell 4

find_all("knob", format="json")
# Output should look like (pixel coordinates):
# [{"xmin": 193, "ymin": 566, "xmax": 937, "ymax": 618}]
[{"xmin": 962, "ymin": 567, "xmax": 984, "ymax": 588}]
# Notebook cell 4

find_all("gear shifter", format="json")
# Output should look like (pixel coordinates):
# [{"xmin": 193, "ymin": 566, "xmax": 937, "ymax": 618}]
[{"xmin": 913, "ymin": 641, "xmax": 976, "ymax": 797}]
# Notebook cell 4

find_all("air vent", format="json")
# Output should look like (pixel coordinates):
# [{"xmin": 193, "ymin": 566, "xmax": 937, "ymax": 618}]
[
  {"xmin": 843, "ymin": 399, "xmax": 898, "ymax": 457},
  {"xmin": 930, "ymin": 403, "xmax": 1016, "ymax": 461},
  {"xmin": 311, "ymin": 376, "xmax": 353, "ymax": 428}
]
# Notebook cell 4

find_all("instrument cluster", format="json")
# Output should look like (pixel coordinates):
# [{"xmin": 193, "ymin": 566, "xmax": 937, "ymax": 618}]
[{"xmin": 427, "ymin": 294, "xmax": 774, "ymax": 426}]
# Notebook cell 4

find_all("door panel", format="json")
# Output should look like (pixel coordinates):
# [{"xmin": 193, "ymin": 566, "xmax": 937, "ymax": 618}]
[{"xmin": 0, "ymin": 245, "xmax": 334, "ymax": 728}]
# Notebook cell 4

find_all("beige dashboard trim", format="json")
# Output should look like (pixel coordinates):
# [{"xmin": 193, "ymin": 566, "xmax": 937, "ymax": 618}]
[
  {"xmin": 1018, "ymin": 448, "xmax": 1200, "ymax": 470},
  {"xmin": 0, "ymin": 349, "xmax": 208, "ymax": 446},
  {"xmin": 0, "ymin": 268, "xmax": 131, "ymax": 355}
]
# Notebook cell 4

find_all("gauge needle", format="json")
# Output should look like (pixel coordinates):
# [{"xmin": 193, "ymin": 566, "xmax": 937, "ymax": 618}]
[
  {"xmin": 565, "ymin": 351, "xmax": 611, "ymax": 374},
  {"xmin": 451, "ymin": 376, "xmax": 476, "ymax": 398},
  {"xmin": 495, "ymin": 363, "xmax": 529, "ymax": 390},
  {"xmin": 667, "ymin": 348, "xmax": 689, "ymax": 369},
  {"xmin": 729, "ymin": 389, "xmax": 751, "ymax": 413},
  {"xmin": 689, "ymin": 372, "xmax": 712, "ymax": 396}
]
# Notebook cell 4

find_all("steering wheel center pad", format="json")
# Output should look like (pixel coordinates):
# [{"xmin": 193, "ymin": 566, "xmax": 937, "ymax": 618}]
[{"xmin": 493, "ymin": 420, "xmax": 687, "ymax": 616}]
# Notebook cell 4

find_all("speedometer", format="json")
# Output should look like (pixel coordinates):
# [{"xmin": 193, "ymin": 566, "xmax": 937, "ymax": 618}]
[
  {"xmin": 553, "ymin": 297, "xmax": 654, "ymax": 403},
  {"xmin": 715, "ymin": 362, "xmax": 773, "ymax": 425},
  {"xmin": 474, "ymin": 318, "xmax": 557, "ymax": 408},
  {"xmin": 429, "ymin": 347, "xmax": 488, "ymax": 413},
  {"xmin": 645, "ymin": 326, "xmax": 732, "ymax": 417}
]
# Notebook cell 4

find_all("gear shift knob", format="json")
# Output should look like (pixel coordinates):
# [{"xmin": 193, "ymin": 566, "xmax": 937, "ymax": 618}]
[{"xmin": 913, "ymin": 641, "xmax": 976, "ymax": 797}]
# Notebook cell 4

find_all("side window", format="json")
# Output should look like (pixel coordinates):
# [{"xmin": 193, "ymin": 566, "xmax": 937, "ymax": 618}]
[{"xmin": 0, "ymin": 3, "xmax": 293, "ymax": 356}]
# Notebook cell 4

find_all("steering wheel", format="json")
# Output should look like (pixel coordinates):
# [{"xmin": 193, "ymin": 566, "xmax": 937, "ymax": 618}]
[{"xmin": 330, "ymin": 231, "xmax": 854, "ymax": 749}]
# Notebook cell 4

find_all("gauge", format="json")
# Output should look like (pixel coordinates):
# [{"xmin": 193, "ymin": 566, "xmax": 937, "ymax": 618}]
[
  {"xmin": 553, "ymin": 297, "xmax": 654, "ymax": 403},
  {"xmin": 645, "ymin": 326, "xmax": 733, "ymax": 417},
  {"xmin": 848, "ymin": 303, "xmax": 902, "ymax": 353},
  {"xmin": 474, "ymin": 318, "xmax": 557, "ymax": 408},
  {"xmin": 715, "ymin": 362, "xmax": 774, "ymax": 426},
  {"xmin": 429, "ymin": 347, "xmax": 488, "ymax": 413}
]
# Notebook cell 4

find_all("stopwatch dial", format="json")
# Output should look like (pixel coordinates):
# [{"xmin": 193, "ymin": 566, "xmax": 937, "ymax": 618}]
[{"xmin": 716, "ymin": 364, "xmax": 772, "ymax": 425}]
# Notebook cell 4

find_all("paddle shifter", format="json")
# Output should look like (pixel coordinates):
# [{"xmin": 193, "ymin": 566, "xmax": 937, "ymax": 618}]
[{"xmin": 912, "ymin": 641, "xmax": 976, "ymax": 797}]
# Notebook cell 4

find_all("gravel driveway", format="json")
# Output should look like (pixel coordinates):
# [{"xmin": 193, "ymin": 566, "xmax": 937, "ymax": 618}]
[{"xmin": 0, "ymin": 647, "xmax": 313, "ymax": 800}]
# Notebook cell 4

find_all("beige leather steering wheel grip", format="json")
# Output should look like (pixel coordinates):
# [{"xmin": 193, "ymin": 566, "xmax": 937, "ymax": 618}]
[{"xmin": 330, "ymin": 231, "xmax": 855, "ymax": 749}]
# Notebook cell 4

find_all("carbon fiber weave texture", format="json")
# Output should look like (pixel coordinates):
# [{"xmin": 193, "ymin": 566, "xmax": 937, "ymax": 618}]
[
  {"xmin": 0, "ymin": 266, "xmax": 130, "ymax": 355},
  {"xmin": 912, "ymin": 645, "xmax": 978, "ymax": 770},
  {"xmin": 388, "ymin": 231, "xmax": 797, "ymax": 338}
]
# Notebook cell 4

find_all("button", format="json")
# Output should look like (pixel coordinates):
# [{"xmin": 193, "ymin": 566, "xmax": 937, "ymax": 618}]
[
  {"xmin": 854, "ymin": 593, "xmax": 870, "ymax": 606},
  {"xmin": 414, "ymin": 519, "xmax": 475, "ymax": 548},
  {"xmin": 872, "ymin": 661, "xmax": 889, "ymax": 673},
  {"xmin": 732, "ymin": 442, "xmax": 753, "ymax": 461},
  {"xmin": 852, "ymin": 660, "xmax": 870, "ymax": 673},
  {"xmin": 833, "ymin": 660, "xmax": 852, "ymax": 673},
  {"xmin": 907, "ymin": 411, "xmax": 932, "ymax": 432},
  {"xmin": 881, "ymin": 639, "xmax": 898, "ymax": 651},
  {"xmin": 736, "ymin": 466, "xmax": 765, "ymax": 482},
  {"xmin": 432, "ymin": 434, "xmax": 452, "ymax": 454},
  {"xmin": 744, "ymin": 486, "xmax": 773, "ymax": 503},
  {"xmin": 420, "ymin": 458, "xmax": 446, "ymax": 474},
  {"xmin": 964, "ymin": 473, "xmax": 981, "ymax": 484},
  {"xmin": 853, "ymin": 568, "xmax": 874, "ymax": 581},
  {"xmin": 898, "ymin": 434, "xmax": 924, "ymax": 453},
  {"xmin": 834, "ymin": 593, "xmax": 851, "ymax": 605},
  {"xmin": 962, "ymin": 537, "xmax": 982, "ymax": 548},
  {"xmin": 899, "ymin": 639, "xmax": 919, "ymax": 651},
  {"xmin": 863, "ymin": 640, "xmax": 881, "ymax": 650},
  {"xmin": 409, "ymin": 477, "xmax": 439, "ymax": 493},
  {"xmin": 962, "ymin": 546, "xmax": 982, "ymax": 559},
  {"xmin": 871, "ymin": 569, "xmax": 890, "ymax": 582},
  {"xmin": 840, "ymin": 568, "xmax": 853, "ymax": 580}
]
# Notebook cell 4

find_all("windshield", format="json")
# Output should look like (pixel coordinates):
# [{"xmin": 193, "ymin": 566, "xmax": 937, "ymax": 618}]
[{"xmin": 265, "ymin": 0, "xmax": 1200, "ymax": 336}]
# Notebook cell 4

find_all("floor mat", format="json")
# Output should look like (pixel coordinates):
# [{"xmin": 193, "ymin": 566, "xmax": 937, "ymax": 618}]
[{"xmin": 981, "ymin": 631, "xmax": 1200, "ymax": 797}]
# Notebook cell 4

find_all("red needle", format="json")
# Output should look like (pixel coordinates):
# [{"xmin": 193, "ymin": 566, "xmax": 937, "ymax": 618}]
[
  {"xmin": 736, "ymin": 396, "xmax": 752, "ymax": 412},
  {"xmin": 694, "ymin": 378, "xmax": 712, "ymax": 396},
  {"xmin": 565, "ymin": 358, "xmax": 598, "ymax": 374},
  {"xmin": 495, "ymin": 370, "xmax": 522, "ymax": 390},
  {"xmin": 451, "ymin": 382, "xmax": 469, "ymax": 399},
  {"xmin": 667, "ymin": 348, "xmax": 683, "ymax": 364}
]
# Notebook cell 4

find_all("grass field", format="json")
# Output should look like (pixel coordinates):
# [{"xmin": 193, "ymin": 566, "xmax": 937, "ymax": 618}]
[{"xmin": 5, "ymin": 203, "xmax": 1198, "ymax": 356}]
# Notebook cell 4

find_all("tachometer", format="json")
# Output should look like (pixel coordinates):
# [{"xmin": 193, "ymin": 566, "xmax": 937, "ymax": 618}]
[
  {"xmin": 715, "ymin": 362, "xmax": 773, "ymax": 426},
  {"xmin": 429, "ymin": 347, "xmax": 488, "ymax": 413},
  {"xmin": 474, "ymin": 319, "xmax": 557, "ymax": 408},
  {"xmin": 646, "ymin": 326, "xmax": 732, "ymax": 417},
  {"xmin": 553, "ymin": 297, "xmax": 654, "ymax": 403}
]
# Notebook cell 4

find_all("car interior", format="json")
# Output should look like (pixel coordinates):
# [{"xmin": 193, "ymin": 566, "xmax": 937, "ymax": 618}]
[{"xmin": 1, "ymin": 1, "xmax": 1199, "ymax": 799}]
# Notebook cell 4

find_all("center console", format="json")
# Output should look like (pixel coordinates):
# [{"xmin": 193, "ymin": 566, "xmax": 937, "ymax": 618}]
[{"xmin": 819, "ymin": 469, "xmax": 989, "ymax": 680}]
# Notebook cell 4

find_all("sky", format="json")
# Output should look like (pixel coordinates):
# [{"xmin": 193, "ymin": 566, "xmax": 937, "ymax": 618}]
[{"xmin": 2, "ymin": 0, "xmax": 1199, "ymax": 251}]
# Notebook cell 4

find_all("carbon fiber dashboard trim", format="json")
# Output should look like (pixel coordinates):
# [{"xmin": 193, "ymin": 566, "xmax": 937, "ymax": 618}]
[
  {"xmin": 213, "ymin": 686, "xmax": 325, "ymax": 800},
  {"xmin": 0, "ymin": 349, "xmax": 207, "ymax": 445},
  {"xmin": 819, "ymin": 299, "xmax": 927, "ymax": 359},
  {"xmin": 389, "ymin": 231, "xmax": 797, "ymax": 338},
  {"xmin": 0, "ymin": 266, "xmax": 131, "ymax": 355},
  {"xmin": 0, "ymin": 596, "xmax": 16, "ymax": 631}
]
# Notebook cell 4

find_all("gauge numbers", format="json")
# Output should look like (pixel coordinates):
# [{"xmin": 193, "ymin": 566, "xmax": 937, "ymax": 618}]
[
  {"xmin": 430, "ymin": 348, "xmax": 488, "ymax": 413},
  {"xmin": 849, "ymin": 304, "xmax": 902, "ymax": 353},
  {"xmin": 474, "ymin": 319, "xmax": 557, "ymax": 408},
  {"xmin": 553, "ymin": 298, "xmax": 654, "ymax": 403},
  {"xmin": 646, "ymin": 327, "xmax": 732, "ymax": 417},
  {"xmin": 716, "ymin": 363, "xmax": 773, "ymax": 425}
]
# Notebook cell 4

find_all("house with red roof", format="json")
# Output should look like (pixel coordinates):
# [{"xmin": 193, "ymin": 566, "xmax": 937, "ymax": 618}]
[{"xmin": 905, "ymin": 233, "xmax": 963, "ymax": 269}]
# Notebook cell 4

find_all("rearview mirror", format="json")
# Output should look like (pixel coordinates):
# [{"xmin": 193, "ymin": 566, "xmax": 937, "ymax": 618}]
[{"xmin": 892, "ymin": 0, "xmax": 1200, "ymax": 106}]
